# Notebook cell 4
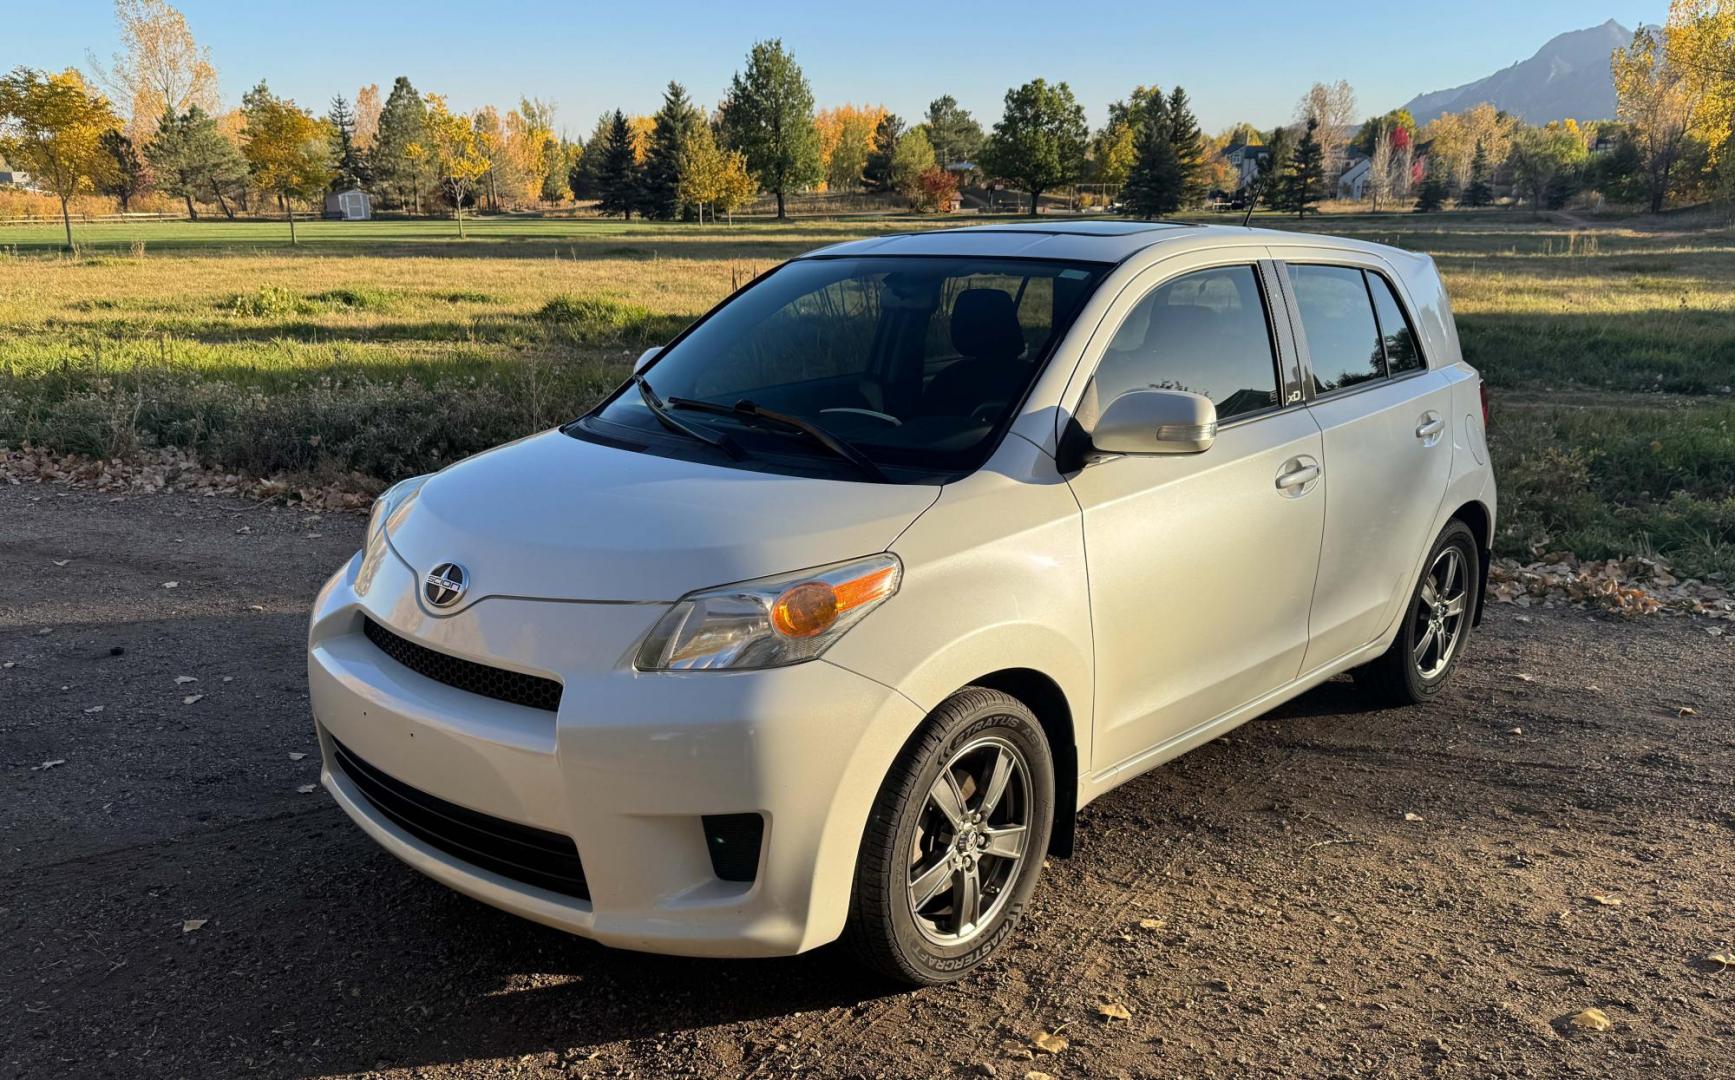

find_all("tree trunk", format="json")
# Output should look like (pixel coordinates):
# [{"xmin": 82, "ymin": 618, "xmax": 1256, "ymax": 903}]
[
  {"xmin": 1029, "ymin": 187, "xmax": 1042, "ymax": 215},
  {"xmin": 455, "ymin": 188, "xmax": 466, "ymax": 238},
  {"xmin": 776, "ymin": 189, "xmax": 786, "ymax": 219},
  {"xmin": 212, "ymin": 181, "xmax": 233, "ymax": 220},
  {"xmin": 185, "ymin": 193, "xmax": 198, "ymax": 221},
  {"xmin": 288, "ymin": 201, "xmax": 297, "ymax": 246},
  {"xmin": 59, "ymin": 195, "xmax": 74, "ymax": 251}
]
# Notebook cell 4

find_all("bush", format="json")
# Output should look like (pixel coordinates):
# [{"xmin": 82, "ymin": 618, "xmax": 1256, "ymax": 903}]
[{"xmin": 535, "ymin": 294, "xmax": 684, "ymax": 345}]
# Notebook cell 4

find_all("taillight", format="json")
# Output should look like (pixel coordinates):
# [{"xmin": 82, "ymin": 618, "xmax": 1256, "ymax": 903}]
[{"xmin": 1479, "ymin": 380, "xmax": 1489, "ymax": 427}]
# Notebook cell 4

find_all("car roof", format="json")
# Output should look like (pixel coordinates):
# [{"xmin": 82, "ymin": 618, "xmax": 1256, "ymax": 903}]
[{"xmin": 804, "ymin": 220, "xmax": 1407, "ymax": 266}]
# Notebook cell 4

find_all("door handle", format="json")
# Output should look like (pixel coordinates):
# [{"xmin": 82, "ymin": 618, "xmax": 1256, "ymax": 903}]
[
  {"xmin": 1275, "ymin": 462, "xmax": 1321, "ymax": 490},
  {"xmin": 1415, "ymin": 414, "xmax": 1445, "ymax": 439}
]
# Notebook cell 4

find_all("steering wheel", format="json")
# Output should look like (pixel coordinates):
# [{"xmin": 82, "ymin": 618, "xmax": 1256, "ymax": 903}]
[{"xmin": 819, "ymin": 407, "xmax": 902, "ymax": 427}]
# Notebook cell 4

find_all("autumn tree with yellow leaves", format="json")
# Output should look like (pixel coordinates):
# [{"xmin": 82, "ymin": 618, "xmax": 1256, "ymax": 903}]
[
  {"xmin": 0, "ymin": 67, "xmax": 121, "ymax": 249},
  {"xmin": 88, "ymin": 0, "xmax": 218, "ymax": 139},
  {"xmin": 240, "ymin": 82, "xmax": 333, "ymax": 244},
  {"xmin": 424, "ymin": 94, "xmax": 492, "ymax": 237},
  {"xmin": 815, "ymin": 104, "xmax": 886, "ymax": 192},
  {"xmin": 1612, "ymin": 0, "xmax": 1735, "ymax": 210}
]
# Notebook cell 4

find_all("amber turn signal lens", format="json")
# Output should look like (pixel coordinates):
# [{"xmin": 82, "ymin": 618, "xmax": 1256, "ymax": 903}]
[{"xmin": 772, "ymin": 582, "xmax": 839, "ymax": 638}]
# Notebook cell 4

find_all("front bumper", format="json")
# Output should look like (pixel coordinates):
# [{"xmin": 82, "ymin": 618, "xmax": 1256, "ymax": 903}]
[{"xmin": 308, "ymin": 545, "xmax": 924, "ymax": 958}]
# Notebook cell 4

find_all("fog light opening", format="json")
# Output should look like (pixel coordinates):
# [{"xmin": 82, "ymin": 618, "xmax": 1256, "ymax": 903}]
[{"xmin": 701, "ymin": 813, "xmax": 764, "ymax": 883}]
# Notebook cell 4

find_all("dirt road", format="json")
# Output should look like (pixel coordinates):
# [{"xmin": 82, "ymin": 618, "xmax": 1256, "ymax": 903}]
[{"xmin": 3, "ymin": 485, "xmax": 1732, "ymax": 1079}]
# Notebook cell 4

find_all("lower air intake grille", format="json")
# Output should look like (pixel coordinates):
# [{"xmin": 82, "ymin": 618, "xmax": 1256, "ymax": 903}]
[
  {"xmin": 362, "ymin": 616, "xmax": 562, "ymax": 712},
  {"xmin": 332, "ymin": 738, "xmax": 589, "ymax": 900}
]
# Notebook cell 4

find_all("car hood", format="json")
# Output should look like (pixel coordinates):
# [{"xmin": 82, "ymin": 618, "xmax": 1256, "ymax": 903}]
[{"xmin": 386, "ymin": 430, "xmax": 940, "ymax": 607}]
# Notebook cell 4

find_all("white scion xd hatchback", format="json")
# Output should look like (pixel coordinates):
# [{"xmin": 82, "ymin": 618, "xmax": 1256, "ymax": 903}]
[{"xmin": 309, "ymin": 221, "xmax": 1495, "ymax": 984}]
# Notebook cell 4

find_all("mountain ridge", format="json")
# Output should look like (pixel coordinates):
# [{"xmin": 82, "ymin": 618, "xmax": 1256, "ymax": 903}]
[{"xmin": 1400, "ymin": 20, "xmax": 1632, "ymax": 125}]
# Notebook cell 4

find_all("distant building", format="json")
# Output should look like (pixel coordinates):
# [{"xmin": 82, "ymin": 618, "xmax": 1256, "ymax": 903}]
[
  {"xmin": 324, "ymin": 188, "xmax": 372, "ymax": 220},
  {"xmin": 1221, "ymin": 143, "xmax": 1271, "ymax": 190},
  {"xmin": 1338, "ymin": 157, "xmax": 1372, "ymax": 201},
  {"xmin": 0, "ymin": 170, "xmax": 36, "ymax": 190}
]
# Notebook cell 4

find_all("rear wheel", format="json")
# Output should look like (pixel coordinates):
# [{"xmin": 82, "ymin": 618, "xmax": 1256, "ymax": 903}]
[
  {"xmin": 1359, "ymin": 520, "xmax": 1480, "ymax": 705},
  {"xmin": 845, "ymin": 688, "xmax": 1054, "ymax": 985}
]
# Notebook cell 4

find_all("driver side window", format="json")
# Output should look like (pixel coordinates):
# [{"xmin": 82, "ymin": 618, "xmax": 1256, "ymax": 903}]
[{"xmin": 1084, "ymin": 265, "xmax": 1281, "ymax": 426}]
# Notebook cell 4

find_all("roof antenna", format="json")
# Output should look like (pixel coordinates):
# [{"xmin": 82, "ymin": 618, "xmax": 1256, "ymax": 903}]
[{"xmin": 1241, "ymin": 173, "xmax": 1266, "ymax": 228}]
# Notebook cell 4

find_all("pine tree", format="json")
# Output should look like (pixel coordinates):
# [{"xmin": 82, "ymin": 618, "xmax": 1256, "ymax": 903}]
[
  {"xmin": 1166, "ymin": 86, "xmax": 1207, "ymax": 209},
  {"xmin": 596, "ymin": 110, "xmax": 641, "ymax": 219},
  {"xmin": 1414, "ymin": 158, "xmax": 1447, "ymax": 212},
  {"xmin": 1281, "ymin": 117, "xmax": 1325, "ymax": 217},
  {"xmin": 640, "ymin": 82, "xmax": 703, "ymax": 220},
  {"xmin": 1260, "ymin": 125, "xmax": 1293, "ymax": 210},
  {"xmin": 1462, "ymin": 140, "xmax": 1494, "ymax": 207},
  {"xmin": 864, "ymin": 113, "xmax": 904, "ymax": 193},
  {"xmin": 372, "ymin": 76, "xmax": 432, "ymax": 212},
  {"xmin": 145, "ymin": 105, "xmax": 248, "ymax": 220},
  {"xmin": 1122, "ymin": 120, "xmax": 1182, "ymax": 218},
  {"xmin": 98, "ymin": 130, "xmax": 145, "ymax": 212},
  {"xmin": 327, "ymin": 94, "xmax": 368, "ymax": 191}
]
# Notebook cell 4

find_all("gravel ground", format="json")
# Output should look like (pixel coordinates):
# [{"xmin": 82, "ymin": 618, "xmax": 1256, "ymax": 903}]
[{"xmin": 3, "ymin": 484, "xmax": 1732, "ymax": 1080}]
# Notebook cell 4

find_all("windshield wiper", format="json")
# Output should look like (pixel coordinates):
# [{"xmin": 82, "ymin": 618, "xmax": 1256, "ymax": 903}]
[
  {"xmin": 633, "ymin": 374, "xmax": 743, "ymax": 460},
  {"xmin": 666, "ymin": 396, "xmax": 889, "ymax": 483}
]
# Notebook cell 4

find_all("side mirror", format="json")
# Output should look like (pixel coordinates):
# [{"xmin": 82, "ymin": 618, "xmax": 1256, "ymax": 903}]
[
  {"xmin": 1090, "ymin": 389, "xmax": 1217, "ymax": 455},
  {"xmin": 633, "ymin": 346, "xmax": 662, "ymax": 374}
]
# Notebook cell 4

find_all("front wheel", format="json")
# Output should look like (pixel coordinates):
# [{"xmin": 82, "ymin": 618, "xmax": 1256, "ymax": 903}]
[
  {"xmin": 845, "ymin": 688, "xmax": 1054, "ymax": 985},
  {"xmin": 1359, "ymin": 520, "xmax": 1480, "ymax": 705}
]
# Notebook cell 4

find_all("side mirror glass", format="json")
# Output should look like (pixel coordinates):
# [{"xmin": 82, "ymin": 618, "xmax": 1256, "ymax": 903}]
[
  {"xmin": 1089, "ymin": 389, "xmax": 1218, "ymax": 455},
  {"xmin": 633, "ymin": 346, "xmax": 662, "ymax": 374}
]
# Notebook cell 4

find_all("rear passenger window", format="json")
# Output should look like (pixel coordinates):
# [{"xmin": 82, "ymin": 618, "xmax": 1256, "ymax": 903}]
[
  {"xmin": 1090, "ymin": 265, "xmax": 1279, "ymax": 422},
  {"xmin": 1286, "ymin": 264, "xmax": 1384, "ymax": 394},
  {"xmin": 1367, "ymin": 273, "xmax": 1424, "ymax": 374}
]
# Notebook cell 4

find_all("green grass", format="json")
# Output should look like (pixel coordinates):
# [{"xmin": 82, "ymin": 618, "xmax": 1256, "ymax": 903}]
[{"xmin": 2, "ymin": 211, "xmax": 1733, "ymax": 578}]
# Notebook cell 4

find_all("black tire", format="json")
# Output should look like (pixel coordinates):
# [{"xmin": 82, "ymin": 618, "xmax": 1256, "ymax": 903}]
[
  {"xmin": 1359, "ymin": 519, "xmax": 1481, "ymax": 705},
  {"xmin": 845, "ymin": 687, "xmax": 1055, "ymax": 986}
]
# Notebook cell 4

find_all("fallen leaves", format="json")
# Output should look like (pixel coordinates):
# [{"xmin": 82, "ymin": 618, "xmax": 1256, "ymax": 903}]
[
  {"xmin": 161, "ymin": 581, "xmax": 179, "ymax": 589},
  {"xmin": 1403, "ymin": 812, "xmax": 1424, "ymax": 822},
  {"xmin": 181, "ymin": 918, "xmax": 207, "ymax": 933},
  {"xmin": 288, "ymin": 752, "xmax": 307, "ymax": 761},
  {"xmin": 0, "ymin": 445, "xmax": 378, "ymax": 512},
  {"xmin": 1702, "ymin": 951, "xmax": 1731, "ymax": 971},
  {"xmin": 182, "ymin": 694, "xmax": 204, "ymax": 705},
  {"xmin": 297, "ymin": 784, "xmax": 318, "ymax": 794},
  {"xmin": 174, "ymin": 675, "xmax": 197, "ymax": 685},
  {"xmin": 1490, "ymin": 554, "xmax": 1733, "ymax": 621},
  {"xmin": 1096, "ymin": 1001, "xmax": 1132, "ymax": 1021},
  {"xmin": 1137, "ymin": 917, "xmax": 1167, "ymax": 931},
  {"xmin": 1569, "ymin": 1007, "xmax": 1612, "ymax": 1032},
  {"xmin": 1587, "ymin": 894, "xmax": 1623, "ymax": 908},
  {"xmin": 31, "ymin": 759, "xmax": 66, "ymax": 771},
  {"xmin": 1031, "ymin": 1030, "xmax": 1068, "ymax": 1054}
]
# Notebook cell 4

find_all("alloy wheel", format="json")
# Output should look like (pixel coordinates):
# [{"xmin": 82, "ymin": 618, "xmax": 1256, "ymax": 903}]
[
  {"xmin": 906, "ymin": 736, "xmax": 1032, "ymax": 946},
  {"xmin": 1412, "ymin": 546, "xmax": 1469, "ymax": 681}
]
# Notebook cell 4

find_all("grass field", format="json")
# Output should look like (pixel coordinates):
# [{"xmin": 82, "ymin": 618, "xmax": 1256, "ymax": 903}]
[{"xmin": 3, "ymin": 211, "xmax": 1732, "ymax": 577}]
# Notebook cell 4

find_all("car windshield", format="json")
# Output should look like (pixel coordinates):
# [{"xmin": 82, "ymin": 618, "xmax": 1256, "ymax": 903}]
[{"xmin": 576, "ymin": 255, "xmax": 1108, "ymax": 483}]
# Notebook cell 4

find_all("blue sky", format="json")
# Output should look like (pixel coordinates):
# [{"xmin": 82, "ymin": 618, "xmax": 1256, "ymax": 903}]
[{"xmin": 8, "ymin": 1, "xmax": 1666, "ymax": 134}]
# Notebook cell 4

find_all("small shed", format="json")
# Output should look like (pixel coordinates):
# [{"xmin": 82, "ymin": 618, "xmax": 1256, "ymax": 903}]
[{"xmin": 324, "ymin": 189, "xmax": 372, "ymax": 221}]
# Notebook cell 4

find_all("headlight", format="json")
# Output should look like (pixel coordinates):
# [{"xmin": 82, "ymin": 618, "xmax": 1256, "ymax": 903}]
[{"xmin": 635, "ymin": 554, "xmax": 902, "ymax": 671}]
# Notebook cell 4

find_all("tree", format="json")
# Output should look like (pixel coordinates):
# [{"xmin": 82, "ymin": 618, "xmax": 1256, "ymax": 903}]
[
  {"xmin": 1294, "ymin": 80, "xmax": 1357, "ymax": 182},
  {"xmin": 1368, "ymin": 122, "xmax": 1396, "ymax": 210},
  {"xmin": 981, "ymin": 78, "xmax": 1088, "ymax": 214},
  {"xmin": 145, "ymin": 105, "xmax": 246, "ymax": 218},
  {"xmin": 327, "ymin": 95, "xmax": 367, "ymax": 190},
  {"xmin": 676, "ymin": 121, "xmax": 724, "ymax": 222},
  {"xmin": 1166, "ymin": 86, "xmax": 1208, "ymax": 208},
  {"xmin": 1280, "ymin": 117, "xmax": 1325, "ymax": 217},
  {"xmin": 921, "ymin": 95, "xmax": 984, "ymax": 168},
  {"xmin": 1122, "ymin": 118, "xmax": 1182, "ymax": 217},
  {"xmin": 352, "ymin": 83, "xmax": 381, "ymax": 151},
  {"xmin": 1414, "ymin": 157, "xmax": 1448, "ymax": 212},
  {"xmin": 595, "ymin": 109, "xmax": 641, "ymax": 219},
  {"xmin": 1260, "ymin": 125, "xmax": 1294, "ymax": 209},
  {"xmin": 1352, "ymin": 109, "xmax": 1417, "ymax": 156},
  {"xmin": 864, "ymin": 113, "xmax": 904, "ymax": 192},
  {"xmin": 713, "ymin": 146, "xmax": 757, "ymax": 223},
  {"xmin": 504, "ymin": 98, "xmax": 560, "ymax": 207},
  {"xmin": 912, "ymin": 165, "xmax": 959, "ymax": 213},
  {"xmin": 1091, "ymin": 120, "xmax": 1137, "ymax": 190},
  {"xmin": 1462, "ymin": 140, "xmax": 1494, "ymax": 207},
  {"xmin": 569, "ymin": 112, "xmax": 613, "ymax": 200},
  {"xmin": 1660, "ymin": 0, "xmax": 1735, "ymax": 173},
  {"xmin": 99, "ymin": 129, "xmax": 145, "ymax": 211},
  {"xmin": 420, "ymin": 94, "xmax": 490, "ymax": 236},
  {"xmin": 719, "ymin": 39, "xmax": 822, "ymax": 219},
  {"xmin": 1507, "ymin": 125, "xmax": 1588, "ymax": 209},
  {"xmin": 240, "ymin": 82, "xmax": 333, "ymax": 244},
  {"xmin": 641, "ymin": 82, "xmax": 703, "ymax": 219},
  {"xmin": 815, "ymin": 104, "xmax": 885, "ymax": 192},
  {"xmin": 0, "ymin": 68, "xmax": 120, "ymax": 250},
  {"xmin": 889, "ymin": 126, "xmax": 937, "ymax": 202},
  {"xmin": 1613, "ymin": 23, "xmax": 1705, "ymax": 212},
  {"xmin": 88, "ymin": 0, "xmax": 217, "ymax": 137},
  {"xmin": 372, "ymin": 76, "xmax": 432, "ymax": 212}
]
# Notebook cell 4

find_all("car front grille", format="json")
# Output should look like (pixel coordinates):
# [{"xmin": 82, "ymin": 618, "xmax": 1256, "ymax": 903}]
[
  {"xmin": 332, "ymin": 738, "xmax": 590, "ymax": 900},
  {"xmin": 362, "ymin": 616, "xmax": 563, "ymax": 713}
]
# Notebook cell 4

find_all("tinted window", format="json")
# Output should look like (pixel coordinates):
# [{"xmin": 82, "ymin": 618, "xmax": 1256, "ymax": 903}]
[
  {"xmin": 1367, "ymin": 273, "xmax": 1424, "ymax": 373},
  {"xmin": 1287, "ymin": 264, "xmax": 1384, "ymax": 393},
  {"xmin": 1089, "ymin": 265, "xmax": 1279, "ymax": 422},
  {"xmin": 585, "ymin": 256, "xmax": 1105, "ymax": 482}
]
